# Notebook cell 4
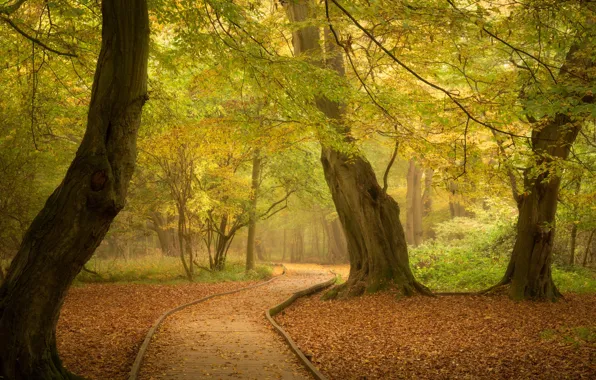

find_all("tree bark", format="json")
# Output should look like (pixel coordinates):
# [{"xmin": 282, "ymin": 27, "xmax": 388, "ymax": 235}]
[
  {"xmin": 0, "ymin": 0, "xmax": 149, "ymax": 377},
  {"xmin": 284, "ymin": 0, "xmax": 428, "ymax": 296},
  {"xmin": 246, "ymin": 150, "xmax": 261, "ymax": 271}
]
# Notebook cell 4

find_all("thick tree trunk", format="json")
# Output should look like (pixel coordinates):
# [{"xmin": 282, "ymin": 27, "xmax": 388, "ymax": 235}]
[
  {"xmin": 0, "ymin": 0, "xmax": 149, "ymax": 378},
  {"xmin": 493, "ymin": 27, "xmax": 594, "ymax": 300},
  {"xmin": 245, "ymin": 150, "xmax": 261, "ymax": 271},
  {"xmin": 285, "ymin": 0, "xmax": 428, "ymax": 297}
]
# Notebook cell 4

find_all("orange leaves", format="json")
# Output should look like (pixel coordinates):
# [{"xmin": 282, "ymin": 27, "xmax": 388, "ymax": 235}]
[{"xmin": 276, "ymin": 292, "xmax": 596, "ymax": 379}]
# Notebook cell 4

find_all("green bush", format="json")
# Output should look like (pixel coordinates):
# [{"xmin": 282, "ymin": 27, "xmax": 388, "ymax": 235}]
[{"xmin": 410, "ymin": 215, "xmax": 595, "ymax": 294}]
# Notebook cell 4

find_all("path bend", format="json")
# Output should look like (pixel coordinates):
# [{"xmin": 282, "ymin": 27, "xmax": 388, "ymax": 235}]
[{"xmin": 138, "ymin": 264, "xmax": 334, "ymax": 380}]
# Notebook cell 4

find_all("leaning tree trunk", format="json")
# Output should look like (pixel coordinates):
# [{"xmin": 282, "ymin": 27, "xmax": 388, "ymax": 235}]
[
  {"xmin": 492, "ymin": 26, "xmax": 594, "ymax": 301},
  {"xmin": 284, "ymin": 1, "xmax": 428, "ymax": 296},
  {"xmin": 0, "ymin": 0, "xmax": 149, "ymax": 378}
]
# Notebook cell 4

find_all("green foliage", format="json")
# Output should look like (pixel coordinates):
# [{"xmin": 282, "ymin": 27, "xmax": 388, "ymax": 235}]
[
  {"xmin": 411, "ymin": 215, "xmax": 596, "ymax": 293},
  {"xmin": 539, "ymin": 326, "xmax": 596, "ymax": 348}
]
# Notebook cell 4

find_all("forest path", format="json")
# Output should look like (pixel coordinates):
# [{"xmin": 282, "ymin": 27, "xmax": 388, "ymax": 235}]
[{"xmin": 138, "ymin": 264, "xmax": 334, "ymax": 380}]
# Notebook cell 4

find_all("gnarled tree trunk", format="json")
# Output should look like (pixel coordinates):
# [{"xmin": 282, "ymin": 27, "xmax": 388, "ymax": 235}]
[
  {"xmin": 0, "ymin": 0, "xmax": 149, "ymax": 378},
  {"xmin": 285, "ymin": 0, "xmax": 428, "ymax": 297},
  {"xmin": 492, "ymin": 29, "xmax": 594, "ymax": 301}
]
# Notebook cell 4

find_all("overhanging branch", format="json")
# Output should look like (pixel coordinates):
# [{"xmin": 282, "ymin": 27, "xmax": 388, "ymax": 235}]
[{"xmin": 0, "ymin": 15, "xmax": 77, "ymax": 57}]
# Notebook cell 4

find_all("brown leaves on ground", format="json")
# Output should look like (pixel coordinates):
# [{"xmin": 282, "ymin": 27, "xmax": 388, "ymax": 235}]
[
  {"xmin": 275, "ymin": 292, "xmax": 596, "ymax": 379},
  {"xmin": 57, "ymin": 281, "xmax": 258, "ymax": 380}
]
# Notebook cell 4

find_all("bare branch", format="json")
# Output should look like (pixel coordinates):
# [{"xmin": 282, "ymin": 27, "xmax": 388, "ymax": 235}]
[{"xmin": 382, "ymin": 137, "xmax": 399, "ymax": 194}]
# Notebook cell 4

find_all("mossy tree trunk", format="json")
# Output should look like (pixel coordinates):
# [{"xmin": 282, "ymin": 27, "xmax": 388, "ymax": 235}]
[
  {"xmin": 0, "ymin": 0, "xmax": 149, "ymax": 377},
  {"xmin": 284, "ymin": 0, "xmax": 429, "ymax": 297}
]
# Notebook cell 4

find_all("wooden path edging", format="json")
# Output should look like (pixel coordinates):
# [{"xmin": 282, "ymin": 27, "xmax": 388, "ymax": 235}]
[
  {"xmin": 128, "ymin": 266, "xmax": 285, "ymax": 380},
  {"xmin": 265, "ymin": 275, "xmax": 338, "ymax": 380}
]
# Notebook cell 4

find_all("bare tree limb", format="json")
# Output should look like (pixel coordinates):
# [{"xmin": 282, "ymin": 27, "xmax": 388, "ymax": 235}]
[{"xmin": 382, "ymin": 137, "xmax": 399, "ymax": 194}]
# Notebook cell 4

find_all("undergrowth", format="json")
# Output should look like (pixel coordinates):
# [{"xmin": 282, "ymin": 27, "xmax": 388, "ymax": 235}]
[
  {"xmin": 74, "ymin": 255, "xmax": 272, "ymax": 285},
  {"xmin": 410, "ymin": 214, "xmax": 596, "ymax": 294}
]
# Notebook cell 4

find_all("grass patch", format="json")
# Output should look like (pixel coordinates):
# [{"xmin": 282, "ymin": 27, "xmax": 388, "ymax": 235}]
[
  {"xmin": 540, "ymin": 326, "xmax": 596, "ymax": 348},
  {"xmin": 75, "ymin": 254, "xmax": 272, "ymax": 285}
]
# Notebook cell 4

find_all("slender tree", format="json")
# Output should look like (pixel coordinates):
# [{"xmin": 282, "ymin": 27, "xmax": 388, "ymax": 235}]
[
  {"xmin": 246, "ymin": 149, "xmax": 261, "ymax": 271},
  {"xmin": 0, "ymin": 0, "xmax": 149, "ymax": 377}
]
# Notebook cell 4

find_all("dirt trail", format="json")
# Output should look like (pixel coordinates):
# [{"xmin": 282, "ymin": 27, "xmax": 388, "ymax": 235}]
[{"xmin": 138, "ymin": 264, "xmax": 334, "ymax": 380}]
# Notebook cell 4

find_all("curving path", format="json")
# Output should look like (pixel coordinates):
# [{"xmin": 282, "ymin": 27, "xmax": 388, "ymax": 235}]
[{"xmin": 138, "ymin": 264, "xmax": 333, "ymax": 380}]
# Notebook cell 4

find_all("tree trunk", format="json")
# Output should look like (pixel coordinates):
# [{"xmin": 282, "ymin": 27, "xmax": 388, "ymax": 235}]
[
  {"xmin": 570, "ymin": 224, "xmax": 578, "ymax": 266},
  {"xmin": 583, "ymin": 229, "xmax": 595, "ymax": 267},
  {"xmin": 569, "ymin": 179, "xmax": 581, "ymax": 265},
  {"xmin": 406, "ymin": 159, "xmax": 423, "ymax": 247},
  {"xmin": 422, "ymin": 169, "xmax": 433, "ymax": 216},
  {"xmin": 148, "ymin": 212, "xmax": 178, "ymax": 257},
  {"xmin": 0, "ymin": 0, "xmax": 149, "ymax": 377},
  {"xmin": 177, "ymin": 206, "xmax": 192, "ymax": 281},
  {"xmin": 256, "ymin": 238, "xmax": 266, "ymax": 261},
  {"xmin": 448, "ymin": 181, "xmax": 467, "ymax": 218},
  {"xmin": 284, "ymin": 0, "xmax": 428, "ymax": 297},
  {"xmin": 245, "ymin": 150, "xmax": 261, "ymax": 271},
  {"xmin": 493, "ymin": 29, "xmax": 594, "ymax": 301}
]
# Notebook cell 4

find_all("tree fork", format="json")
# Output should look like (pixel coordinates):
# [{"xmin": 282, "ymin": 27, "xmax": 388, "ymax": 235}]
[{"xmin": 0, "ymin": 0, "xmax": 149, "ymax": 377}]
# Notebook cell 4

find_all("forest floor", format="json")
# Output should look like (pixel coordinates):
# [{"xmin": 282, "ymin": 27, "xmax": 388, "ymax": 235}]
[
  {"xmin": 57, "ymin": 280, "xmax": 263, "ymax": 379},
  {"xmin": 276, "ymin": 290, "xmax": 596, "ymax": 379}
]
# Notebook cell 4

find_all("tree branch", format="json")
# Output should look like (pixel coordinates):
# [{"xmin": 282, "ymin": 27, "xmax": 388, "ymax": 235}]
[
  {"xmin": 0, "ymin": 15, "xmax": 77, "ymax": 57},
  {"xmin": 0, "ymin": 0, "xmax": 26, "ymax": 15},
  {"xmin": 382, "ymin": 137, "xmax": 399, "ymax": 194},
  {"xmin": 327, "ymin": 0, "xmax": 532, "ymax": 140}
]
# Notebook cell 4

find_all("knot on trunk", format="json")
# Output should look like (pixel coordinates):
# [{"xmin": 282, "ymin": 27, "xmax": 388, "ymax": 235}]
[{"xmin": 90, "ymin": 170, "xmax": 108, "ymax": 191}]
